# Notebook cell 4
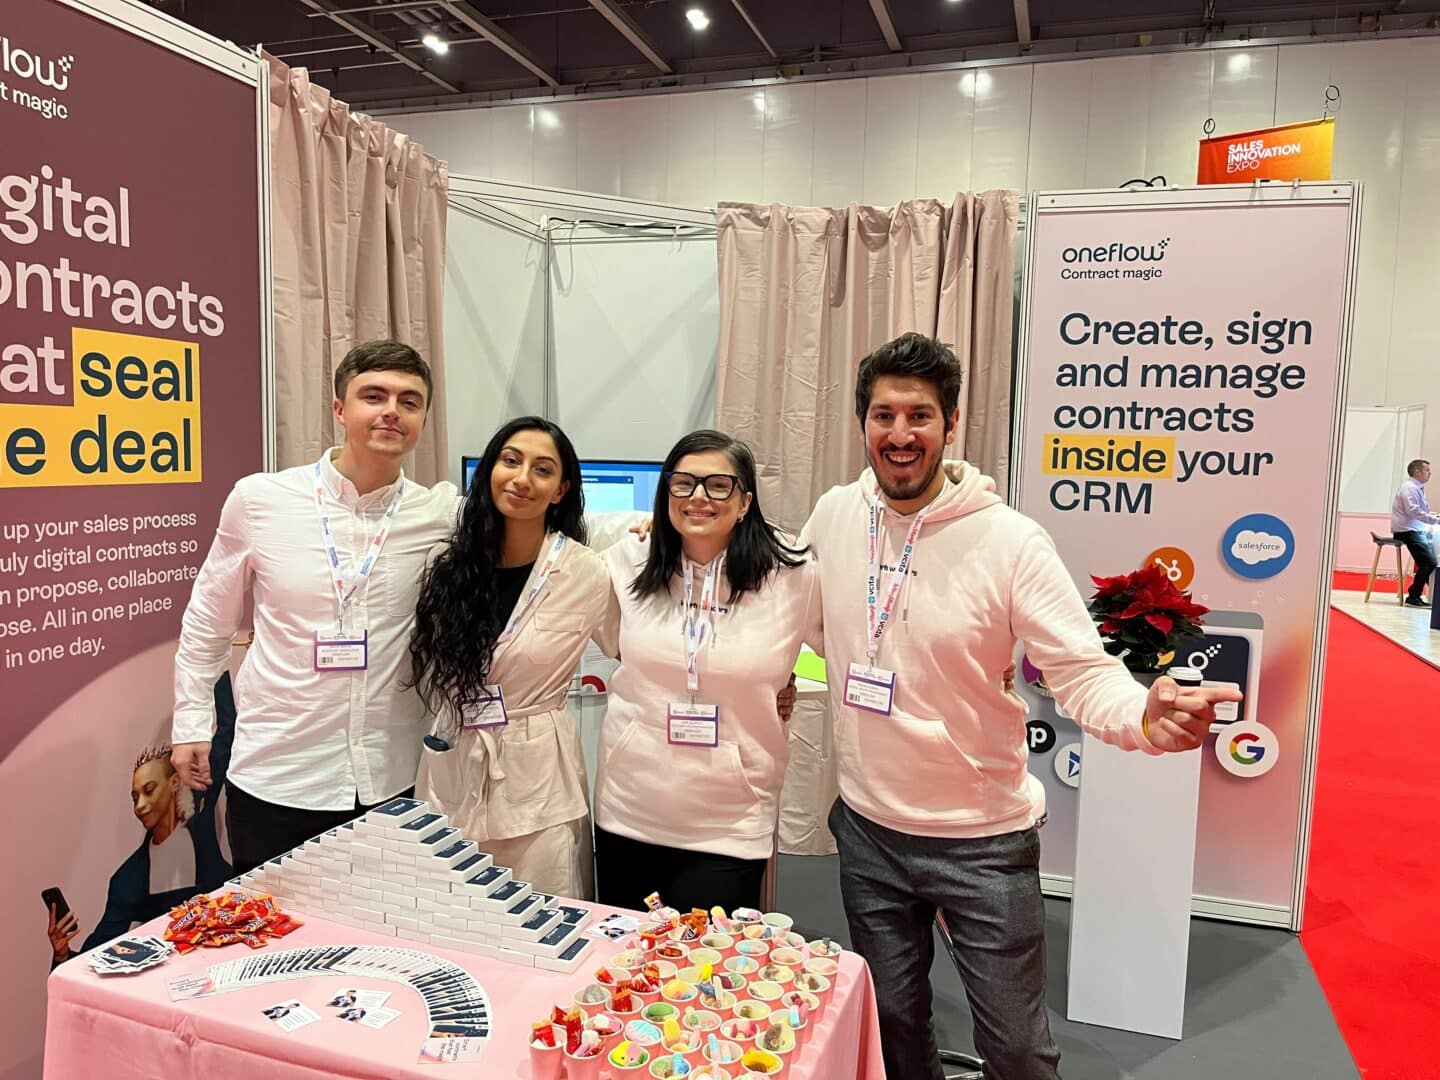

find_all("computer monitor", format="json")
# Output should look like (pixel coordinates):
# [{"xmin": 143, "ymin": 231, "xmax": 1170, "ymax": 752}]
[
  {"xmin": 580, "ymin": 459, "xmax": 663, "ymax": 514},
  {"xmin": 460, "ymin": 455, "xmax": 482, "ymax": 492}
]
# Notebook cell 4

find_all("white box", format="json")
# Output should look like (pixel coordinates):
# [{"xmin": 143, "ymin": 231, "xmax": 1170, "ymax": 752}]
[
  {"xmin": 395, "ymin": 811, "xmax": 450, "ymax": 838},
  {"xmin": 381, "ymin": 891, "xmax": 418, "ymax": 911},
  {"xmin": 396, "ymin": 928, "xmax": 431, "ymax": 943},
  {"xmin": 367, "ymin": 922, "xmax": 398, "ymax": 937},
  {"xmin": 496, "ymin": 946, "xmax": 535, "ymax": 968},
  {"xmin": 385, "ymin": 913, "xmax": 419, "ymax": 932},
  {"xmin": 364, "ymin": 796, "xmax": 431, "ymax": 829},
  {"xmin": 502, "ymin": 907, "xmax": 563, "ymax": 943},
  {"xmin": 534, "ymin": 934, "xmax": 591, "ymax": 974}
]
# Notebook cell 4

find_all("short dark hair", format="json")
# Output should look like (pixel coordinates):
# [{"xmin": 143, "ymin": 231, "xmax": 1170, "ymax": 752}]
[
  {"xmin": 630, "ymin": 429, "xmax": 807, "ymax": 605},
  {"xmin": 1408, "ymin": 459, "xmax": 1431, "ymax": 478},
  {"xmin": 854, "ymin": 332, "xmax": 963, "ymax": 432},
  {"xmin": 333, "ymin": 340, "xmax": 433, "ymax": 409}
]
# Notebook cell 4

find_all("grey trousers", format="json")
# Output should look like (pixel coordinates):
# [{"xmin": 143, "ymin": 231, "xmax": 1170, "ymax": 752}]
[{"xmin": 829, "ymin": 798, "xmax": 1062, "ymax": 1080}]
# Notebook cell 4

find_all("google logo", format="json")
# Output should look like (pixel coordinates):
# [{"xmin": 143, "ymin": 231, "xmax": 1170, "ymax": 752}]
[{"xmin": 1215, "ymin": 721, "xmax": 1279, "ymax": 778}]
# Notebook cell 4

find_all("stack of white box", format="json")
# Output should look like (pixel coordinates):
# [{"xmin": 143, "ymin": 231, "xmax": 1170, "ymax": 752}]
[{"xmin": 230, "ymin": 797, "xmax": 594, "ymax": 974}]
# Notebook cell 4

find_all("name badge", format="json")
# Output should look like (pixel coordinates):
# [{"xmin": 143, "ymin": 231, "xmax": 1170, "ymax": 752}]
[
  {"xmin": 461, "ymin": 684, "xmax": 509, "ymax": 729},
  {"xmin": 314, "ymin": 629, "xmax": 368, "ymax": 671},
  {"xmin": 845, "ymin": 662, "xmax": 897, "ymax": 716},
  {"xmin": 667, "ymin": 703, "xmax": 719, "ymax": 747}
]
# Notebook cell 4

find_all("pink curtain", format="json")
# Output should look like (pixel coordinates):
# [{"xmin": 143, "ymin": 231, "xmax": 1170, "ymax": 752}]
[
  {"xmin": 266, "ymin": 54, "xmax": 449, "ymax": 483},
  {"xmin": 715, "ymin": 193, "xmax": 1019, "ymax": 531}
]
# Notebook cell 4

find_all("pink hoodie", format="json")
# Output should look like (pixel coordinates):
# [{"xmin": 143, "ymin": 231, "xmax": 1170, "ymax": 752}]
[{"xmin": 803, "ymin": 461, "xmax": 1157, "ymax": 839}]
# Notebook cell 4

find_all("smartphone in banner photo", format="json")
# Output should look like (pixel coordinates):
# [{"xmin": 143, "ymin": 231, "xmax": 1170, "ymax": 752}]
[
  {"xmin": 1168, "ymin": 610, "xmax": 1263, "ymax": 727},
  {"xmin": 41, "ymin": 887, "xmax": 70, "ymax": 920}
]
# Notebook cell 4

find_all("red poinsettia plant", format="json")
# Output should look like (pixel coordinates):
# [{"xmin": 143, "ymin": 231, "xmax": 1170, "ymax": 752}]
[{"xmin": 1089, "ymin": 563, "xmax": 1209, "ymax": 674}]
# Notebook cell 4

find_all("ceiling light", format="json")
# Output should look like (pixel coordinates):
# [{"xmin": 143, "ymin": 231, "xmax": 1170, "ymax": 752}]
[
  {"xmin": 686, "ymin": 8, "xmax": 710, "ymax": 31},
  {"xmin": 422, "ymin": 33, "xmax": 449, "ymax": 55}
]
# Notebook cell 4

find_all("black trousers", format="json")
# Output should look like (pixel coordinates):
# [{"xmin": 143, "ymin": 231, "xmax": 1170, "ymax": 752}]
[
  {"xmin": 225, "ymin": 782, "xmax": 414, "ymax": 876},
  {"xmin": 1394, "ymin": 530, "xmax": 1437, "ymax": 602},
  {"xmin": 594, "ymin": 825, "xmax": 768, "ymax": 914}
]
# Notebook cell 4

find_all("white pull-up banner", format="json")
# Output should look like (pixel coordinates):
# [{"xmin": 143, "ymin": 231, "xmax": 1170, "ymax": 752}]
[{"xmin": 1011, "ymin": 184, "xmax": 1360, "ymax": 929}]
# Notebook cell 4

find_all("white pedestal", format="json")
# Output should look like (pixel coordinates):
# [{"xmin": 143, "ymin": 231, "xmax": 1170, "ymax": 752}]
[{"xmin": 1066, "ymin": 733, "xmax": 1202, "ymax": 1039}]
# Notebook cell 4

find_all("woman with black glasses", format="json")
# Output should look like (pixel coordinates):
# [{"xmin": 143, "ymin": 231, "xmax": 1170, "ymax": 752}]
[{"xmin": 591, "ymin": 430, "xmax": 822, "ymax": 912}]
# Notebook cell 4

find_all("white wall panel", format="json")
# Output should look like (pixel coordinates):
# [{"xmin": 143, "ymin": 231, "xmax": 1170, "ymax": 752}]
[
  {"xmin": 1383, "ymin": 37, "xmax": 1440, "ymax": 465},
  {"xmin": 712, "ymin": 88, "xmax": 767, "ymax": 205},
  {"xmin": 1146, "ymin": 51, "xmax": 1211, "ymax": 184},
  {"xmin": 970, "ymin": 64, "xmax": 1033, "ymax": 192},
  {"xmin": 577, "ymin": 98, "xmax": 627, "ymax": 197},
  {"xmin": 619, "ymin": 95, "xmax": 671, "ymax": 203},
  {"xmin": 532, "ymin": 103, "xmax": 579, "ymax": 192},
  {"xmin": 489, "ymin": 104, "xmax": 534, "ymax": 185},
  {"xmin": 1027, "ymin": 61, "xmax": 1091, "ymax": 193},
  {"xmin": 1207, "ymin": 47, "xmax": 1279, "ymax": 136},
  {"xmin": 761, "ymin": 83, "xmax": 818, "ymax": 208},
  {"xmin": 1084, "ymin": 56, "xmax": 1151, "ymax": 189},
  {"xmin": 811, "ymin": 79, "xmax": 869, "ymax": 207},
  {"xmin": 667, "ymin": 92, "xmax": 719, "ymax": 208},
  {"xmin": 441, "ymin": 107, "xmax": 493, "ymax": 179},
  {"xmin": 916, "ymin": 71, "xmax": 975, "ymax": 200},
  {"xmin": 863, "ymin": 76, "xmax": 921, "ymax": 206}
]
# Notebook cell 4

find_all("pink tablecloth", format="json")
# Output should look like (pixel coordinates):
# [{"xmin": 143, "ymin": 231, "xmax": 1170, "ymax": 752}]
[{"xmin": 44, "ymin": 902, "xmax": 886, "ymax": 1080}]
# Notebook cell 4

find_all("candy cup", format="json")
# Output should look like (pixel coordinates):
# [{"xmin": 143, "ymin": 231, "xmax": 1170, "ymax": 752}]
[
  {"xmin": 804, "ymin": 937, "xmax": 841, "ymax": 960},
  {"xmin": 624, "ymin": 1019, "xmax": 665, "ymax": 1050},
  {"xmin": 574, "ymin": 982, "xmax": 612, "ymax": 1018},
  {"xmin": 661, "ymin": 1028, "xmax": 704, "ymax": 1066},
  {"xmin": 700, "ymin": 932, "xmax": 735, "ymax": 958},
  {"xmin": 755, "ymin": 964, "xmax": 794, "ymax": 990},
  {"xmin": 778, "ymin": 1003, "xmax": 811, "ymax": 1051},
  {"xmin": 689, "ymin": 947, "xmax": 724, "ymax": 971},
  {"xmin": 585, "ymin": 1011, "xmax": 625, "ymax": 1053},
  {"xmin": 703, "ymin": 1037, "xmax": 744, "ymax": 1069},
  {"xmin": 681, "ymin": 1008, "xmax": 721, "ymax": 1035},
  {"xmin": 565, "ymin": 1033, "xmax": 606, "ymax": 1080},
  {"xmin": 740, "ymin": 923, "xmax": 769, "ymax": 942},
  {"xmin": 690, "ymin": 1068, "xmax": 737, "ymax": 1080},
  {"xmin": 719, "ymin": 1017, "xmax": 761, "ymax": 1043},
  {"xmin": 724, "ymin": 955, "xmax": 759, "ymax": 977},
  {"xmin": 801, "ymin": 956, "xmax": 838, "ymax": 982},
  {"xmin": 734, "ymin": 938, "xmax": 769, "ymax": 963},
  {"xmin": 698, "ymin": 987, "xmax": 738, "ymax": 1019},
  {"xmin": 746, "ymin": 980, "xmax": 784, "ymax": 1005},
  {"xmin": 732, "ymin": 1000, "xmax": 771, "ymax": 1024},
  {"xmin": 768, "ymin": 947, "xmax": 804, "ymax": 969},
  {"xmin": 753, "ymin": 1022, "xmax": 797, "ymax": 1073},
  {"xmin": 528, "ymin": 1023, "xmax": 564, "ymax": 1080},
  {"xmin": 609, "ymin": 1040, "xmax": 653, "ymax": 1074},
  {"xmin": 656, "ymin": 941, "xmax": 692, "ymax": 965},
  {"xmin": 597, "ymin": 965, "xmax": 633, "ymax": 985},
  {"xmin": 760, "ymin": 913, "xmax": 794, "ymax": 934},
  {"xmin": 792, "ymin": 972, "xmax": 832, "ymax": 1018},
  {"xmin": 677, "ymin": 965, "xmax": 706, "ymax": 987},
  {"xmin": 614, "ymin": 948, "xmax": 648, "ymax": 970},
  {"xmin": 779, "ymin": 932, "xmax": 807, "ymax": 952},
  {"xmin": 715, "ymin": 971, "xmax": 748, "ymax": 995},
  {"xmin": 662, "ymin": 979, "xmax": 699, "ymax": 1006},
  {"xmin": 739, "ymin": 1047, "xmax": 784, "ymax": 1077},
  {"xmin": 643, "ymin": 1002, "xmax": 680, "ymax": 1026}
]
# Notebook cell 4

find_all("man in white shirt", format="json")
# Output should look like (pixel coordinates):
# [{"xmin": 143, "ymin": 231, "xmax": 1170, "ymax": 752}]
[
  {"xmin": 171, "ymin": 341, "xmax": 460, "ymax": 874},
  {"xmin": 1391, "ymin": 459, "xmax": 1437, "ymax": 608}
]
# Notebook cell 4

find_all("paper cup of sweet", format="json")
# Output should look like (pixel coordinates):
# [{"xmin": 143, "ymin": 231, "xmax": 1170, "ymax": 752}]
[
  {"xmin": 753, "ymin": 1024, "xmax": 796, "ymax": 1071},
  {"xmin": 574, "ymin": 983, "xmax": 613, "ymax": 1017},
  {"xmin": 779, "ymin": 931, "xmax": 806, "ymax": 951},
  {"xmin": 747, "ymin": 981, "xmax": 784, "ymax": 1004},
  {"xmin": 661, "ymin": 1028, "xmax": 703, "ymax": 1063},
  {"xmin": 608, "ymin": 1040, "xmax": 653, "ymax": 1073},
  {"xmin": 677, "ymin": 965, "xmax": 706, "ymax": 987},
  {"xmin": 528, "ymin": 1024, "xmax": 565, "ymax": 1080},
  {"xmin": 614, "ymin": 948, "xmax": 648, "ymax": 970},
  {"xmin": 689, "ymin": 946, "xmax": 724, "ymax": 970},
  {"xmin": 730, "ymin": 906, "xmax": 763, "ymax": 926},
  {"xmin": 801, "ymin": 956, "xmax": 839, "ymax": 982},
  {"xmin": 651, "ymin": 959, "xmax": 680, "ymax": 980},
  {"xmin": 623, "ymin": 1019, "xmax": 665, "ymax": 1049},
  {"xmin": 740, "ymin": 1047, "xmax": 785, "ymax": 1076},
  {"xmin": 760, "ymin": 912, "xmax": 793, "ymax": 933},
  {"xmin": 781, "ymin": 990, "xmax": 819, "ymax": 1038},
  {"xmin": 691, "ymin": 1067, "xmax": 738, "ymax": 1080},
  {"xmin": 768, "ymin": 947, "xmax": 804, "ymax": 969},
  {"xmin": 756, "ymin": 964, "xmax": 793, "ymax": 989},
  {"xmin": 724, "ymin": 954, "xmax": 760, "ymax": 977},
  {"xmin": 703, "ymin": 1037, "xmax": 744, "ymax": 1069},
  {"xmin": 648, "ymin": 1057, "xmax": 686, "ymax": 1079},
  {"xmin": 662, "ymin": 979, "xmax": 699, "ymax": 1006},
  {"xmin": 643, "ymin": 1001, "xmax": 680, "ymax": 1025},
  {"xmin": 699, "ymin": 987, "xmax": 737, "ymax": 1018},
  {"xmin": 804, "ymin": 937, "xmax": 842, "ymax": 960},
  {"xmin": 735, "ymin": 939, "xmax": 770, "ymax": 962},
  {"xmin": 740, "ymin": 922, "xmax": 769, "ymax": 942},
  {"xmin": 681, "ymin": 1007, "xmax": 722, "ymax": 1034},
  {"xmin": 732, "ymin": 999, "xmax": 771, "ymax": 1024},
  {"xmin": 564, "ymin": 1038, "xmax": 606, "ymax": 1080},
  {"xmin": 793, "ymin": 971, "xmax": 831, "ymax": 1013},
  {"xmin": 776, "ymin": 1004, "xmax": 811, "ymax": 1050},
  {"xmin": 700, "ymin": 932, "xmax": 735, "ymax": 958},
  {"xmin": 586, "ymin": 1010, "xmax": 626, "ymax": 1049},
  {"xmin": 598, "ymin": 965, "xmax": 633, "ymax": 985},
  {"xmin": 720, "ymin": 1016, "xmax": 762, "ymax": 1042},
  {"xmin": 657, "ymin": 941, "xmax": 692, "ymax": 965}
]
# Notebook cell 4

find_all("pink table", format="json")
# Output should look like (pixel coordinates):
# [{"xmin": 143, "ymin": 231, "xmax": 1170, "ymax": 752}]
[{"xmin": 44, "ymin": 903, "xmax": 886, "ymax": 1079}]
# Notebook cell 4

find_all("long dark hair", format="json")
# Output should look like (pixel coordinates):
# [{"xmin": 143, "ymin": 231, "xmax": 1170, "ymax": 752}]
[
  {"xmin": 630, "ymin": 430, "xmax": 807, "ymax": 605},
  {"xmin": 409, "ymin": 417, "xmax": 588, "ymax": 720}
]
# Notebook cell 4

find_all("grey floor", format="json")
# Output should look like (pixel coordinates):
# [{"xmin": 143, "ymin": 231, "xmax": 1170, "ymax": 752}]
[{"xmin": 776, "ymin": 853, "xmax": 1359, "ymax": 1080}]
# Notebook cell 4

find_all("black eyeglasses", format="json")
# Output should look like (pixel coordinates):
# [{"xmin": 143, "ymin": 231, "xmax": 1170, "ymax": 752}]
[{"xmin": 664, "ymin": 471, "xmax": 742, "ymax": 500}]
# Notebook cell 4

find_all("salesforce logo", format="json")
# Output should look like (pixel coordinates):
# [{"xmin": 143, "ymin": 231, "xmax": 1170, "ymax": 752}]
[
  {"xmin": 1222, "ymin": 513, "xmax": 1295, "ymax": 579},
  {"xmin": 1061, "ymin": 238, "xmax": 1170, "ymax": 265}
]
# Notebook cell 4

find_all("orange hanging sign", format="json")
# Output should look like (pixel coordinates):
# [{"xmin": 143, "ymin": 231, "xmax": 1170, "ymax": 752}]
[{"xmin": 1197, "ymin": 117, "xmax": 1335, "ymax": 184}]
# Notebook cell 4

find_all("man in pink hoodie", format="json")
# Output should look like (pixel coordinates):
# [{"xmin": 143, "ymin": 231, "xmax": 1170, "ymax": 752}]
[{"xmin": 803, "ymin": 333, "xmax": 1240, "ymax": 1079}]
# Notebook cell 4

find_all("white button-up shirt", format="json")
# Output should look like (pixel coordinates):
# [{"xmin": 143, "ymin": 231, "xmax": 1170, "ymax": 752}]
[
  {"xmin": 1392, "ymin": 477, "xmax": 1439, "ymax": 534},
  {"xmin": 173, "ymin": 450, "xmax": 460, "ymax": 810}
]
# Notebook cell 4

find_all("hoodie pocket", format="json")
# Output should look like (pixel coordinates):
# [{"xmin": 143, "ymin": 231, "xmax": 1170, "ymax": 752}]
[
  {"xmin": 840, "ymin": 710, "xmax": 987, "ymax": 818},
  {"xmin": 602, "ymin": 720, "xmax": 764, "ymax": 835}
]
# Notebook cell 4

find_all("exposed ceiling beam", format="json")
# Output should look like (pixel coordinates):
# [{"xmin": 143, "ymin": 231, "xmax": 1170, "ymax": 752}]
[
  {"xmin": 437, "ymin": 0, "xmax": 560, "ymax": 88},
  {"xmin": 867, "ymin": 0, "xmax": 902, "ymax": 52},
  {"xmin": 1014, "ymin": 0, "xmax": 1033, "ymax": 45},
  {"xmin": 729, "ymin": 0, "xmax": 778, "ymax": 59},
  {"xmin": 586, "ymin": 0, "xmax": 674, "ymax": 74},
  {"xmin": 295, "ymin": 0, "xmax": 461, "ymax": 92}
]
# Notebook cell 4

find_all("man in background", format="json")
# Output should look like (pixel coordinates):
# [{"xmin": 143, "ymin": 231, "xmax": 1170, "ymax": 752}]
[{"xmin": 1391, "ymin": 459, "xmax": 1437, "ymax": 608}]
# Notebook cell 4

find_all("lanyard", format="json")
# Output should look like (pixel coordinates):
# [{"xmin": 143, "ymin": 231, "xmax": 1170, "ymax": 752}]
[
  {"xmin": 866, "ymin": 497, "xmax": 928, "ymax": 663},
  {"xmin": 313, "ymin": 460, "xmax": 405, "ymax": 629},
  {"xmin": 497, "ymin": 532, "xmax": 568, "ymax": 643},
  {"xmin": 682, "ymin": 555, "xmax": 722, "ymax": 694}
]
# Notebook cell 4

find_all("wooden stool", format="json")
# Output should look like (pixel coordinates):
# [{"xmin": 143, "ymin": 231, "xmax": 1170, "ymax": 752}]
[{"xmin": 1366, "ymin": 533, "xmax": 1411, "ymax": 605}]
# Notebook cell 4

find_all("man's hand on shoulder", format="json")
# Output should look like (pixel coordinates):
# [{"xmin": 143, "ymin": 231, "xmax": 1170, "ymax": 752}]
[{"xmin": 171, "ymin": 742, "xmax": 213, "ymax": 792}]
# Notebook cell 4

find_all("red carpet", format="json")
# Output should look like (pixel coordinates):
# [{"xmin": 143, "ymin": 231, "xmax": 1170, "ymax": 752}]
[
  {"xmin": 1302, "ymin": 608, "xmax": 1440, "ymax": 1078},
  {"xmin": 1331, "ymin": 569, "xmax": 1376, "ymax": 593}
]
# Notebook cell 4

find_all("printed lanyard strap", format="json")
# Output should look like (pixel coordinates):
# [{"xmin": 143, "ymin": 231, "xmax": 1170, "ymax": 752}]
[
  {"xmin": 682, "ymin": 555, "xmax": 721, "ymax": 694},
  {"xmin": 313, "ymin": 460, "xmax": 405, "ymax": 628},
  {"xmin": 497, "ymin": 533, "xmax": 568, "ymax": 643},
  {"xmin": 866, "ymin": 497, "xmax": 927, "ymax": 662}
]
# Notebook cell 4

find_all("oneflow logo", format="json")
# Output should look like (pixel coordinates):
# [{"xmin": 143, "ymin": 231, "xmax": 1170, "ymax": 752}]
[
  {"xmin": 1061, "ymin": 238, "xmax": 1170, "ymax": 265},
  {"xmin": 0, "ymin": 35, "xmax": 75, "ymax": 122},
  {"xmin": 1215, "ymin": 721, "xmax": 1278, "ymax": 778}
]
